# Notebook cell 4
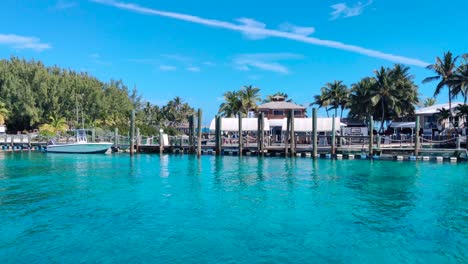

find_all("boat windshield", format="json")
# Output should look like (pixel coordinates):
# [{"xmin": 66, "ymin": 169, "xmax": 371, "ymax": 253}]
[{"xmin": 76, "ymin": 130, "xmax": 87, "ymax": 143}]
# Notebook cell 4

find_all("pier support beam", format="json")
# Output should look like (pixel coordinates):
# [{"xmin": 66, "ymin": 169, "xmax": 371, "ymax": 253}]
[
  {"xmin": 114, "ymin": 128, "xmax": 119, "ymax": 147},
  {"xmin": 312, "ymin": 108, "xmax": 318, "ymax": 158},
  {"xmin": 238, "ymin": 112, "xmax": 243, "ymax": 157},
  {"xmin": 368, "ymin": 116, "xmax": 374, "ymax": 159},
  {"xmin": 197, "ymin": 109, "xmax": 202, "ymax": 158},
  {"xmin": 284, "ymin": 110, "xmax": 290, "ymax": 156},
  {"xmin": 136, "ymin": 128, "xmax": 141, "ymax": 153},
  {"xmin": 290, "ymin": 110, "xmax": 296, "ymax": 157},
  {"xmin": 415, "ymin": 116, "xmax": 420, "ymax": 156},
  {"xmin": 331, "ymin": 115, "xmax": 336, "ymax": 155},
  {"xmin": 159, "ymin": 128, "xmax": 164, "ymax": 154},
  {"xmin": 257, "ymin": 112, "xmax": 265, "ymax": 156},
  {"xmin": 130, "ymin": 109, "xmax": 135, "ymax": 156},
  {"xmin": 189, "ymin": 114, "xmax": 195, "ymax": 154},
  {"xmin": 91, "ymin": 128, "xmax": 95, "ymax": 143},
  {"xmin": 215, "ymin": 115, "xmax": 221, "ymax": 156}
]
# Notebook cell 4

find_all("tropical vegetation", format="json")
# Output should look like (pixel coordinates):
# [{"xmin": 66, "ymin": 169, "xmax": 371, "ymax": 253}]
[
  {"xmin": 218, "ymin": 85, "xmax": 261, "ymax": 117},
  {"xmin": 0, "ymin": 57, "xmax": 195, "ymax": 135}
]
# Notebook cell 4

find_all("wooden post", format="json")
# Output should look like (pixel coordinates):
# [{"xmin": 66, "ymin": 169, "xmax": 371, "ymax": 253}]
[
  {"xmin": 257, "ymin": 113, "xmax": 262, "ymax": 155},
  {"xmin": 136, "ymin": 127, "xmax": 140, "ymax": 153},
  {"xmin": 215, "ymin": 115, "xmax": 221, "ymax": 156},
  {"xmin": 27, "ymin": 134, "xmax": 31, "ymax": 149},
  {"xmin": 312, "ymin": 108, "xmax": 318, "ymax": 158},
  {"xmin": 114, "ymin": 128, "xmax": 119, "ymax": 147},
  {"xmin": 456, "ymin": 135, "xmax": 461, "ymax": 149},
  {"xmin": 260, "ymin": 112, "xmax": 265, "ymax": 156},
  {"xmin": 331, "ymin": 115, "xmax": 336, "ymax": 155},
  {"xmin": 284, "ymin": 110, "xmax": 290, "ymax": 156},
  {"xmin": 377, "ymin": 135, "xmax": 381, "ymax": 149},
  {"xmin": 188, "ymin": 114, "xmax": 194, "ymax": 154},
  {"xmin": 415, "ymin": 116, "xmax": 420, "ymax": 155},
  {"xmin": 238, "ymin": 112, "xmax": 243, "ymax": 156},
  {"xmin": 368, "ymin": 116, "xmax": 374, "ymax": 158},
  {"xmin": 159, "ymin": 128, "xmax": 164, "ymax": 154},
  {"xmin": 218, "ymin": 116, "xmax": 222, "ymax": 154},
  {"xmin": 197, "ymin": 109, "xmax": 202, "ymax": 158},
  {"xmin": 130, "ymin": 110, "xmax": 135, "ymax": 156},
  {"xmin": 290, "ymin": 110, "xmax": 295, "ymax": 156}
]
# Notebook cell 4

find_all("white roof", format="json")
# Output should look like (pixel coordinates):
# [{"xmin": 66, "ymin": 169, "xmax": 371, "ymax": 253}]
[
  {"xmin": 415, "ymin": 102, "xmax": 463, "ymax": 115},
  {"xmin": 209, "ymin": 118, "xmax": 270, "ymax": 132},
  {"xmin": 281, "ymin": 118, "xmax": 344, "ymax": 132}
]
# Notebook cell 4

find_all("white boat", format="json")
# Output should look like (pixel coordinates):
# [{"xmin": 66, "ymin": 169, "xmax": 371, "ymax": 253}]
[{"xmin": 46, "ymin": 129, "xmax": 112, "ymax": 154}]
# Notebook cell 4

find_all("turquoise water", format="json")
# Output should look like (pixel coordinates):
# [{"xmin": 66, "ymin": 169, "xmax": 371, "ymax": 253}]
[{"xmin": 0, "ymin": 152, "xmax": 467, "ymax": 263}]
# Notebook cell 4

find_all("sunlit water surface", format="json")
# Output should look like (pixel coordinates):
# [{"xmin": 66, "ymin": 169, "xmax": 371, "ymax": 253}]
[{"xmin": 0, "ymin": 152, "xmax": 467, "ymax": 263}]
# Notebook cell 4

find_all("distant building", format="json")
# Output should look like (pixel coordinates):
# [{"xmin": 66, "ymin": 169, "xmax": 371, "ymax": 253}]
[
  {"xmin": 415, "ymin": 102, "xmax": 465, "ymax": 135},
  {"xmin": 256, "ymin": 96, "xmax": 306, "ymax": 119},
  {"xmin": 0, "ymin": 125, "xmax": 5, "ymax": 134}
]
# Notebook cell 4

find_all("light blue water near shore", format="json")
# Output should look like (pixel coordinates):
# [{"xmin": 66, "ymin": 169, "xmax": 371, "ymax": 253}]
[{"xmin": 0, "ymin": 152, "xmax": 467, "ymax": 263}]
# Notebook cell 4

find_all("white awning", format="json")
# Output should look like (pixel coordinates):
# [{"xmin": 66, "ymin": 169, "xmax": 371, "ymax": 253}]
[
  {"xmin": 209, "ymin": 118, "xmax": 270, "ymax": 132},
  {"xmin": 390, "ymin": 122, "xmax": 415, "ymax": 128},
  {"xmin": 281, "ymin": 118, "xmax": 344, "ymax": 132}
]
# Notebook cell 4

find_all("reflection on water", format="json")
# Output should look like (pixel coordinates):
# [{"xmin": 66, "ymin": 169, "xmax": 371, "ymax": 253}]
[{"xmin": 0, "ymin": 153, "xmax": 467, "ymax": 263}]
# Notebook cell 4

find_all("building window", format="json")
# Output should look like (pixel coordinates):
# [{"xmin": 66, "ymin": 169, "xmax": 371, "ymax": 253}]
[
  {"xmin": 294, "ymin": 111, "xmax": 302, "ymax": 117},
  {"xmin": 273, "ymin": 110, "xmax": 284, "ymax": 116}
]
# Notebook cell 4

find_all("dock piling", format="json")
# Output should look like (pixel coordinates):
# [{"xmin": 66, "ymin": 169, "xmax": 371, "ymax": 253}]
[
  {"xmin": 290, "ymin": 110, "xmax": 296, "ymax": 157},
  {"xmin": 238, "ymin": 112, "xmax": 243, "ymax": 157},
  {"xmin": 215, "ymin": 115, "xmax": 221, "ymax": 156},
  {"xmin": 312, "ymin": 108, "xmax": 318, "ymax": 158},
  {"xmin": 331, "ymin": 115, "xmax": 336, "ymax": 155},
  {"xmin": 130, "ymin": 109, "xmax": 135, "ymax": 156},
  {"xmin": 197, "ymin": 109, "xmax": 202, "ymax": 158},
  {"xmin": 415, "ymin": 116, "xmax": 420, "ymax": 156},
  {"xmin": 368, "ymin": 116, "xmax": 374, "ymax": 159}
]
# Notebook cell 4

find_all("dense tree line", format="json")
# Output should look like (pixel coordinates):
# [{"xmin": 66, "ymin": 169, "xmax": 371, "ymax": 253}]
[{"xmin": 0, "ymin": 57, "xmax": 194, "ymax": 135}]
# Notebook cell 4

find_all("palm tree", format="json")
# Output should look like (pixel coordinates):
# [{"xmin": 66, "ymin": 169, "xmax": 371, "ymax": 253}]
[
  {"xmin": 423, "ymin": 51, "xmax": 459, "ymax": 125},
  {"xmin": 320, "ymin": 80, "xmax": 349, "ymax": 118},
  {"xmin": 433, "ymin": 108, "xmax": 451, "ymax": 129},
  {"xmin": 451, "ymin": 55, "xmax": 468, "ymax": 104},
  {"xmin": 39, "ymin": 116, "xmax": 69, "ymax": 135},
  {"xmin": 240, "ymin": 85, "xmax": 261, "ymax": 115},
  {"xmin": 219, "ymin": 91, "xmax": 242, "ymax": 117},
  {"xmin": 455, "ymin": 104, "xmax": 468, "ymax": 128},
  {"xmin": 423, "ymin": 97, "xmax": 437, "ymax": 107},
  {"xmin": 0, "ymin": 101, "xmax": 8, "ymax": 125},
  {"xmin": 310, "ymin": 88, "xmax": 330, "ymax": 117},
  {"xmin": 370, "ymin": 67, "xmax": 399, "ymax": 132},
  {"xmin": 348, "ymin": 77, "xmax": 374, "ymax": 120}
]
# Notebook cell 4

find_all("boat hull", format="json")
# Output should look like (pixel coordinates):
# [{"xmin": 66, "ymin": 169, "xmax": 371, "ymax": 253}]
[{"xmin": 46, "ymin": 143, "xmax": 113, "ymax": 154}]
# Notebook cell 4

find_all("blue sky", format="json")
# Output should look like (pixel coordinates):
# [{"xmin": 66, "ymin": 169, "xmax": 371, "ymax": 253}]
[{"xmin": 1, "ymin": 0, "xmax": 467, "ymax": 121}]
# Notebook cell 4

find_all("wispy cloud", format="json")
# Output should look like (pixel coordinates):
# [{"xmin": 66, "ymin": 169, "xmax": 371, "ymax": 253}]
[
  {"xmin": 0, "ymin": 34, "xmax": 51, "ymax": 51},
  {"xmin": 91, "ymin": 0, "xmax": 429, "ymax": 67},
  {"xmin": 187, "ymin": 66, "xmax": 200, "ymax": 72},
  {"xmin": 330, "ymin": 0, "xmax": 373, "ymax": 20},
  {"xmin": 234, "ymin": 53, "xmax": 304, "ymax": 74},
  {"xmin": 90, "ymin": 53, "xmax": 111, "ymax": 65},
  {"xmin": 279, "ymin": 23, "xmax": 315, "ymax": 36},
  {"xmin": 203, "ymin": 61, "xmax": 216, "ymax": 66},
  {"xmin": 159, "ymin": 65, "xmax": 177, "ymax": 71},
  {"xmin": 55, "ymin": 0, "xmax": 77, "ymax": 9}
]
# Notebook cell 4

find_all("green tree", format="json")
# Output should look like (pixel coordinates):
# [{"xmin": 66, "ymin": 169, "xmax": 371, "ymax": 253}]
[
  {"xmin": 348, "ymin": 77, "xmax": 375, "ymax": 120},
  {"xmin": 455, "ymin": 104, "xmax": 468, "ymax": 127},
  {"xmin": 423, "ymin": 97, "xmax": 437, "ymax": 107},
  {"xmin": 219, "ymin": 91, "xmax": 242, "ymax": 117},
  {"xmin": 310, "ymin": 88, "xmax": 331, "ymax": 117},
  {"xmin": 240, "ymin": 85, "xmax": 261, "ymax": 115},
  {"xmin": 320, "ymin": 80, "xmax": 349, "ymax": 118},
  {"xmin": 423, "ymin": 51, "xmax": 459, "ymax": 125},
  {"xmin": 0, "ymin": 101, "xmax": 8, "ymax": 125},
  {"xmin": 451, "ymin": 55, "xmax": 468, "ymax": 104},
  {"xmin": 39, "ymin": 116, "xmax": 69, "ymax": 135}
]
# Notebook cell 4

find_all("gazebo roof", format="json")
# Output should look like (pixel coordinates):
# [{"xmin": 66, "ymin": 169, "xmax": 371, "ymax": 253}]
[{"xmin": 257, "ymin": 101, "xmax": 305, "ymax": 110}]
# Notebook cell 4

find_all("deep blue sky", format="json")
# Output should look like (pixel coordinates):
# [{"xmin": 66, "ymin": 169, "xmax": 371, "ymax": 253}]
[{"xmin": 1, "ymin": 0, "xmax": 467, "ymax": 120}]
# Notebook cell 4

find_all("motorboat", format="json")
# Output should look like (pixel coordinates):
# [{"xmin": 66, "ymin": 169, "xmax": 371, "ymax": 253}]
[{"xmin": 46, "ymin": 129, "xmax": 112, "ymax": 154}]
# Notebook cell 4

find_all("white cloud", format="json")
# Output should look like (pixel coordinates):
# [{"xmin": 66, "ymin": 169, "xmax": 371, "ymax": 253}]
[
  {"xmin": 203, "ymin": 61, "xmax": 216, "ymax": 66},
  {"xmin": 279, "ymin": 23, "xmax": 315, "ymax": 36},
  {"xmin": 187, "ymin": 66, "xmax": 200, "ymax": 72},
  {"xmin": 233, "ymin": 53, "xmax": 304, "ymax": 74},
  {"xmin": 236, "ymin": 18, "xmax": 267, "ymax": 40},
  {"xmin": 90, "ymin": 53, "xmax": 111, "ymax": 65},
  {"xmin": 91, "ymin": 0, "xmax": 430, "ymax": 67},
  {"xmin": 330, "ymin": 1, "xmax": 373, "ymax": 20},
  {"xmin": 55, "ymin": 0, "xmax": 77, "ymax": 9},
  {"xmin": 159, "ymin": 65, "xmax": 177, "ymax": 71},
  {"xmin": 0, "ymin": 34, "xmax": 51, "ymax": 51}
]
